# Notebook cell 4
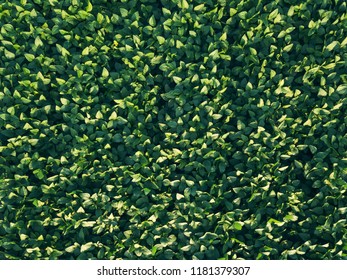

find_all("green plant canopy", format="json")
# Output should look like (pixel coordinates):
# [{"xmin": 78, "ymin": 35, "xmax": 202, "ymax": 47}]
[{"xmin": 0, "ymin": 0, "xmax": 346, "ymax": 259}]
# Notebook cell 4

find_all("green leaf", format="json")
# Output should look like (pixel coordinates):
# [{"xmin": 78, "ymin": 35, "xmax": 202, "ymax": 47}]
[
  {"xmin": 176, "ymin": 40, "xmax": 184, "ymax": 49},
  {"xmin": 56, "ymin": 44, "xmax": 70, "ymax": 56},
  {"xmin": 209, "ymin": 49, "xmax": 219, "ymax": 60},
  {"xmin": 4, "ymin": 49, "xmax": 15, "ymax": 59},
  {"xmin": 200, "ymin": 232, "xmax": 218, "ymax": 241},
  {"xmin": 173, "ymin": 76, "xmax": 182, "ymax": 84},
  {"xmin": 269, "ymin": 9, "xmax": 279, "ymax": 20},
  {"xmin": 284, "ymin": 214, "xmax": 298, "ymax": 222},
  {"xmin": 162, "ymin": 7, "xmax": 171, "ymax": 17},
  {"xmin": 131, "ymin": 174, "xmax": 142, "ymax": 183},
  {"xmin": 109, "ymin": 111, "xmax": 117, "ymax": 120},
  {"xmin": 102, "ymin": 67, "xmax": 109, "ymax": 77},
  {"xmin": 82, "ymin": 221, "xmax": 96, "ymax": 228},
  {"xmin": 212, "ymin": 114, "xmax": 223, "ymax": 120},
  {"xmin": 143, "ymin": 188, "xmax": 151, "ymax": 195},
  {"xmin": 220, "ymin": 32, "xmax": 227, "ymax": 41},
  {"xmin": 60, "ymin": 98, "xmax": 69, "ymax": 105},
  {"xmin": 287, "ymin": 6, "xmax": 294, "ymax": 17},
  {"xmin": 230, "ymin": 8, "xmax": 237, "ymax": 17},
  {"xmin": 120, "ymin": 8, "xmax": 128, "ymax": 17},
  {"xmin": 157, "ymin": 36, "xmax": 165, "ymax": 44},
  {"xmin": 34, "ymin": 36, "xmax": 43, "ymax": 47},
  {"xmin": 201, "ymin": 85, "xmax": 208, "ymax": 94},
  {"xmin": 33, "ymin": 169, "xmax": 45, "ymax": 180},
  {"xmin": 191, "ymin": 74, "xmax": 199, "ymax": 83},
  {"xmin": 82, "ymin": 47, "xmax": 89, "ymax": 55},
  {"xmin": 309, "ymin": 145, "xmax": 317, "ymax": 154},
  {"xmin": 318, "ymin": 88, "xmax": 327, "ymax": 97},
  {"xmin": 325, "ymin": 41, "xmax": 339, "ymax": 51},
  {"xmin": 151, "ymin": 56, "xmax": 163, "ymax": 65},
  {"xmin": 283, "ymin": 43, "xmax": 293, "ymax": 52},
  {"xmin": 341, "ymin": 36, "xmax": 347, "ymax": 47},
  {"xmin": 180, "ymin": 245, "xmax": 191, "ymax": 251},
  {"xmin": 149, "ymin": 15, "xmax": 156, "ymax": 27},
  {"xmin": 238, "ymin": 11, "xmax": 247, "ymax": 19},
  {"xmin": 96, "ymin": 111, "xmax": 103, "ymax": 119},
  {"xmin": 65, "ymin": 245, "xmax": 77, "ymax": 253},
  {"xmin": 237, "ymin": 120, "xmax": 245, "ymax": 130},
  {"xmin": 97, "ymin": 13, "xmax": 104, "ymax": 24},
  {"xmin": 194, "ymin": 4, "xmax": 205, "ymax": 11},
  {"xmin": 80, "ymin": 242, "xmax": 94, "ymax": 253},
  {"xmin": 179, "ymin": 0, "xmax": 189, "ymax": 9},
  {"xmin": 233, "ymin": 221, "xmax": 244, "ymax": 231},
  {"xmin": 86, "ymin": 1, "xmax": 93, "ymax": 12},
  {"xmin": 336, "ymin": 84, "xmax": 347, "ymax": 94},
  {"xmin": 7, "ymin": 107, "xmax": 15, "ymax": 115},
  {"xmin": 278, "ymin": 30, "xmax": 286, "ymax": 38}
]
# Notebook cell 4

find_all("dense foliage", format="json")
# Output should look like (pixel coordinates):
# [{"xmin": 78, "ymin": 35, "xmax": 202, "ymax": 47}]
[{"xmin": 0, "ymin": 0, "xmax": 347, "ymax": 260}]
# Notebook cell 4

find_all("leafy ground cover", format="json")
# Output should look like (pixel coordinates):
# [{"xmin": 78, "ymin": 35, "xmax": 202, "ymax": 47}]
[{"xmin": 0, "ymin": 0, "xmax": 346, "ymax": 259}]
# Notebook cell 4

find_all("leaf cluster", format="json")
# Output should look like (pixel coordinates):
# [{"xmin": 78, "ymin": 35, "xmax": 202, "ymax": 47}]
[{"xmin": 0, "ymin": 0, "xmax": 347, "ymax": 260}]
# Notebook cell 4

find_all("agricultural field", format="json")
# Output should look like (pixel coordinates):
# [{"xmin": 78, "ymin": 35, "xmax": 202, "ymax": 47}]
[{"xmin": 0, "ymin": 0, "xmax": 346, "ymax": 259}]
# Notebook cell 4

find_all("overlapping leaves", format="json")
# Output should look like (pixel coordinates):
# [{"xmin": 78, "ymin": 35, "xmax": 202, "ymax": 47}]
[{"xmin": 0, "ymin": 0, "xmax": 347, "ymax": 259}]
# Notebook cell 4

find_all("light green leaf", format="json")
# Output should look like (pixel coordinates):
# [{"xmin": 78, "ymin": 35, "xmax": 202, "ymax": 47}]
[
  {"xmin": 201, "ymin": 85, "xmax": 208, "ymax": 94},
  {"xmin": 238, "ymin": 11, "xmax": 247, "ymax": 19},
  {"xmin": 80, "ymin": 242, "xmax": 94, "ymax": 253},
  {"xmin": 109, "ymin": 111, "xmax": 117, "ymax": 120},
  {"xmin": 173, "ymin": 76, "xmax": 182, "ymax": 84},
  {"xmin": 325, "ymin": 41, "xmax": 339, "ymax": 51},
  {"xmin": 151, "ymin": 56, "xmax": 163, "ymax": 65},
  {"xmin": 131, "ymin": 174, "xmax": 142, "ymax": 182},
  {"xmin": 56, "ymin": 44, "xmax": 70, "ymax": 56},
  {"xmin": 318, "ymin": 88, "xmax": 327, "ymax": 97},
  {"xmin": 149, "ymin": 15, "xmax": 156, "ymax": 27},
  {"xmin": 157, "ymin": 36, "xmax": 165, "ymax": 44},
  {"xmin": 33, "ymin": 169, "xmax": 44, "ymax": 180},
  {"xmin": 341, "ymin": 36, "xmax": 347, "ymax": 47},
  {"xmin": 97, "ymin": 13, "xmax": 104, "ymax": 24},
  {"xmin": 5, "ymin": 49, "xmax": 15, "ymax": 59},
  {"xmin": 283, "ymin": 43, "xmax": 293, "ymax": 52},
  {"xmin": 233, "ymin": 221, "xmax": 244, "ymax": 231},
  {"xmin": 176, "ymin": 40, "xmax": 184, "ymax": 48},
  {"xmin": 230, "ymin": 8, "xmax": 237, "ymax": 17},
  {"xmin": 82, "ymin": 47, "xmax": 89, "ymax": 56},
  {"xmin": 82, "ymin": 221, "xmax": 96, "ymax": 228},
  {"xmin": 65, "ymin": 245, "xmax": 77, "ymax": 253},
  {"xmin": 35, "ymin": 36, "xmax": 43, "ymax": 47},
  {"xmin": 56, "ymin": 78, "xmax": 65, "ymax": 85},
  {"xmin": 194, "ymin": 4, "xmax": 205, "ymax": 11},
  {"xmin": 86, "ymin": 1, "xmax": 92, "ymax": 12},
  {"xmin": 237, "ymin": 120, "xmax": 245, "ymax": 130},
  {"xmin": 220, "ymin": 32, "xmax": 227, "ymax": 41},
  {"xmin": 96, "ymin": 111, "xmax": 103, "ymax": 119},
  {"xmin": 209, "ymin": 49, "xmax": 219, "ymax": 60},
  {"xmin": 60, "ymin": 98, "xmax": 69, "ymax": 105},
  {"xmin": 143, "ymin": 188, "xmax": 151, "ymax": 195},
  {"xmin": 180, "ymin": 0, "xmax": 189, "ymax": 9},
  {"xmin": 102, "ymin": 67, "xmax": 109, "ymax": 77},
  {"xmin": 162, "ymin": 7, "xmax": 171, "ymax": 17},
  {"xmin": 284, "ymin": 214, "xmax": 298, "ymax": 222},
  {"xmin": 181, "ymin": 245, "xmax": 191, "ymax": 251},
  {"xmin": 269, "ymin": 9, "xmax": 279, "ymax": 20},
  {"xmin": 120, "ymin": 8, "xmax": 128, "ymax": 17}
]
